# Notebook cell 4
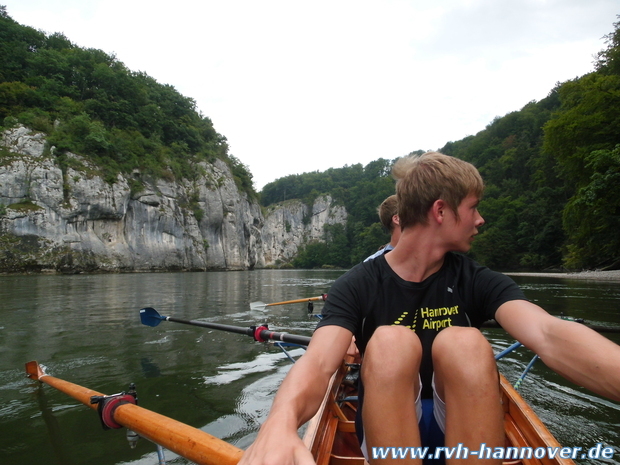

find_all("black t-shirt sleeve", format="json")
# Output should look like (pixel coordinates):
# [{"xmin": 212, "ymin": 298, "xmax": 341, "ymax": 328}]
[
  {"xmin": 471, "ymin": 265, "xmax": 526, "ymax": 322},
  {"xmin": 315, "ymin": 266, "xmax": 365, "ymax": 335}
]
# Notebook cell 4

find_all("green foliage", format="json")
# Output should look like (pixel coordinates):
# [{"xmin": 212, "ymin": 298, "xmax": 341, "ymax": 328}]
[
  {"xmin": 7, "ymin": 199, "xmax": 43, "ymax": 212},
  {"xmin": 543, "ymin": 73, "xmax": 620, "ymax": 188},
  {"xmin": 183, "ymin": 189, "xmax": 205, "ymax": 223},
  {"xmin": 16, "ymin": 107, "xmax": 53, "ymax": 133},
  {"xmin": 541, "ymin": 19, "xmax": 620, "ymax": 269},
  {"xmin": 471, "ymin": 196, "xmax": 522, "ymax": 269},
  {"xmin": 350, "ymin": 222, "xmax": 390, "ymax": 264},
  {"xmin": 0, "ymin": 81, "xmax": 39, "ymax": 119},
  {"xmin": 260, "ymin": 160, "xmax": 394, "ymax": 207},
  {"xmin": 293, "ymin": 241, "xmax": 329, "ymax": 269},
  {"xmin": 596, "ymin": 17, "xmax": 620, "ymax": 75},
  {"xmin": 0, "ymin": 8, "xmax": 251, "ymax": 195},
  {"xmin": 561, "ymin": 146, "xmax": 620, "ymax": 269},
  {"xmin": 322, "ymin": 223, "xmax": 349, "ymax": 267},
  {"xmin": 440, "ymin": 90, "xmax": 570, "ymax": 269},
  {"xmin": 293, "ymin": 223, "xmax": 351, "ymax": 268},
  {"xmin": 225, "ymin": 154, "xmax": 255, "ymax": 198}
]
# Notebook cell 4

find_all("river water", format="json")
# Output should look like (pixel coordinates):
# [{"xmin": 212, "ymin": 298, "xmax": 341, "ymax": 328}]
[{"xmin": 0, "ymin": 270, "xmax": 618, "ymax": 465}]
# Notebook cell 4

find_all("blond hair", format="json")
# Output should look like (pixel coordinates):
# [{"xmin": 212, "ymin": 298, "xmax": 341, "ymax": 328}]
[{"xmin": 392, "ymin": 152, "xmax": 484, "ymax": 229}]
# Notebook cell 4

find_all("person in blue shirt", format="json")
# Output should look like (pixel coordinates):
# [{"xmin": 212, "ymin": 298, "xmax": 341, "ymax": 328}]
[{"xmin": 364, "ymin": 194, "xmax": 401, "ymax": 262}]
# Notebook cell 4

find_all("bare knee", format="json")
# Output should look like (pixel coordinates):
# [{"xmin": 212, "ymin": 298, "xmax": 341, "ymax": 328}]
[
  {"xmin": 366, "ymin": 325, "xmax": 422, "ymax": 358},
  {"xmin": 432, "ymin": 327, "xmax": 497, "ymax": 384},
  {"xmin": 362, "ymin": 326, "xmax": 422, "ymax": 381},
  {"xmin": 433, "ymin": 326, "xmax": 494, "ymax": 360}
]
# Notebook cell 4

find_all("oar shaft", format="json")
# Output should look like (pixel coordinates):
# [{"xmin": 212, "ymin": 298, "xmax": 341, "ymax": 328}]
[
  {"xmin": 257, "ymin": 330, "xmax": 311, "ymax": 346},
  {"xmin": 265, "ymin": 295, "xmax": 326, "ymax": 307},
  {"xmin": 167, "ymin": 317, "xmax": 253, "ymax": 337},
  {"xmin": 161, "ymin": 314, "xmax": 311, "ymax": 345},
  {"xmin": 30, "ymin": 371, "xmax": 102, "ymax": 412},
  {"xmin": 26, "ymin": 363, "xmax": 243, "ymax": 465},
  {"xmin": 115, "ymin": 404, "xmax": 242, "ymax": 465}
]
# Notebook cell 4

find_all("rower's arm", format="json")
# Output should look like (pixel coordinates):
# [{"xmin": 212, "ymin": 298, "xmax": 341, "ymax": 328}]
[
  {"xmin": 238, "ymin": 325, "xmax": 353, "ymax": 465},
  {"xmin": 495, "ymin": 300, "xmax": 620, "ymax": 402}
]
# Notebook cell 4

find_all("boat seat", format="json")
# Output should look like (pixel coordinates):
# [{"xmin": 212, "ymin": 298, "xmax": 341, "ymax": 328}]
[
  {"xmin": 329, "ymin": 455, "xmax": 367, "ymax": 465},
  {"xmin": 337, "ymin": 420, "xmax": 356, "ymax": 433}
]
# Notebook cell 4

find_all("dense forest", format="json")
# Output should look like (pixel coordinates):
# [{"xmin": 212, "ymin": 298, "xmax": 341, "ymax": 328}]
[
  {"xmin": 1, "ymin": 6, "xmax": 618, "ymax": 271},
  {"xmin": 262, "ymin": 18, "xmax": 620, "ymax": 271}
]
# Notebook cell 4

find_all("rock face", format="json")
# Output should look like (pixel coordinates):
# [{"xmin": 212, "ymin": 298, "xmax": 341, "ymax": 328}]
[
  {"xmin": 0, "ymin": 126, "xmax": 347, "ymax": 272},
  {"xmin": 261, "ymin": 197, "xmax": 347, "ymax": 266}
]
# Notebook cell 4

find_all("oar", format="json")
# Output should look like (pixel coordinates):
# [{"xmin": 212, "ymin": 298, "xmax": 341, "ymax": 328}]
[
  {"xmin": 250, "ymin": 294, "xmax": 327, "ymax": 310},
  {"xmin": 25, "ymin": 361, "xmax": 243, "ymax": 465},
  {"xmin": 140, "ymin": 307, "xmax": 312, "ymax": 346}
]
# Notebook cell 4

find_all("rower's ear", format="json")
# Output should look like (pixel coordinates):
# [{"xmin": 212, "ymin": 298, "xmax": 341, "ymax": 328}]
[{"xmin": 430, "ymin": 199, "xmax": 446, "ymax": 224}]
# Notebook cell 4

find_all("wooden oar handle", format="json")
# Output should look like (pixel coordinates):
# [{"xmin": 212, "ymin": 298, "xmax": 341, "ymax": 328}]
[
  {"xmin": 115, "ymin": 403, "xmax": 243, "ymax": 465},
  {"xmin": 25, "ymin": 362, "xmax": 243, "ymax": 465}
]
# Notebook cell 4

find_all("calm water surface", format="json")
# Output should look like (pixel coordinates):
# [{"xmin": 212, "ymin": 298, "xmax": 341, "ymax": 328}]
[{"xmin": 0, "ymin": 270, "xmax": 618, "ymax": 465}]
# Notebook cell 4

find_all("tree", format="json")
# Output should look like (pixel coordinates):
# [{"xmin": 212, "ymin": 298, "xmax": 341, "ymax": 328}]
[
  {"xmin": 562, "ymin": 146, "xmax": 620, "ymax": 269},
  {"xmin": 543, "ymin": 73, "xmax": 620, "ymax": 188},
  {"xmin": 596, "ymin": 17, "xmax": 620, "ymax": 75},
  {"xmin": 350, "ymin": 222, "xmax": 390, "ymax": 264}
]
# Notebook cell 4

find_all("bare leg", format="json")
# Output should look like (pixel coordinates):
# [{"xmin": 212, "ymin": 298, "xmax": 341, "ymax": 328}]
[
  {"xmin": 362, "ymin": 325, "xmax": 423, "ymax": 464},
  {"xmin": 432, "ymin": 327, "xmax": 504, "ymax": 464}
]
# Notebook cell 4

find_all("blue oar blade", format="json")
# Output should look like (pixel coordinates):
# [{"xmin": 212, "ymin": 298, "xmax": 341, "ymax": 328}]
[{"xmin": 140, "ymin": 307, "xmax": 165, "ymax": 327}]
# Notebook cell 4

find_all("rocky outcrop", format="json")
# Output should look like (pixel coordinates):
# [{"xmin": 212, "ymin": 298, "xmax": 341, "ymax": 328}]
[
  {"xmin": 0, "ymin": 126, "xmax": 346, "ymax": 272},
  {"xmin": 261, "ymin": 196, "xmax": 347, "ymax": 266}
]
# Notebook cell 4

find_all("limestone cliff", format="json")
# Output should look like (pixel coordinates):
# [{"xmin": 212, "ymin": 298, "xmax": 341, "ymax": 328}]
[
  {"xmin": 261, "ymin": 196, "xmax": 347, "ymax": 266},
  {"xmin": 0, "ymin": 126, "xmax": 346, "ymax": 272}
]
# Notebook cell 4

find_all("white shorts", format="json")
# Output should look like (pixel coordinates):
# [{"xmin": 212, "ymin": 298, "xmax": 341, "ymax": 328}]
[{"xmin": 429, "ymin": 374, "xmax": 446, "ymax": 433}]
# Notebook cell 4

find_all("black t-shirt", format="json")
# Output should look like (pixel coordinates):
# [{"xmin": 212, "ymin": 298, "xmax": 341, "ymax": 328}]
[{"xmin": 316, "ymin": 252, "xmax": 526, "ymax": 398}]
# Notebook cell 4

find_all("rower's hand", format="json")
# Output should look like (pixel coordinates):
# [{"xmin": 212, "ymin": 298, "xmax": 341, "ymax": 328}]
[{"xmin": 239, "ymin": 425, "xmax": 315, "ymax": 465}]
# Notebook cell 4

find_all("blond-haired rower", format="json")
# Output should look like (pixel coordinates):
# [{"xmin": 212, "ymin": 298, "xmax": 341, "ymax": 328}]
[{"xmin": 240, "ymin": 152, "xmax": 620, "ymax": 465}]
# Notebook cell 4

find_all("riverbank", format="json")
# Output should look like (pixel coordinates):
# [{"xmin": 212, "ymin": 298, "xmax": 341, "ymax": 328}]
[{"xmin": 506, "ymin": 269, "xmax": 620, "ymax": 282}]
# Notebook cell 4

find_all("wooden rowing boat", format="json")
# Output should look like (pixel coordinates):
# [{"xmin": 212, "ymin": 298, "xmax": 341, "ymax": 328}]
[
  {"xmin": 303, "ymin": 358, "xmax": 576, "ymax": 465},
  {"xmin": 138, "ymin": 308, "xmax": 614, "ymax": 464},
  {"xmin": 25, "ymin": 352, "xmax": 576, "ymax": 465}
]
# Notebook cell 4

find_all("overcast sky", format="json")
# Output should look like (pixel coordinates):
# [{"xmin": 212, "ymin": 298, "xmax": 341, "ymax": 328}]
[{"xmin": 3, "ymin": 0, "xmax": 618, "ymax": 190}]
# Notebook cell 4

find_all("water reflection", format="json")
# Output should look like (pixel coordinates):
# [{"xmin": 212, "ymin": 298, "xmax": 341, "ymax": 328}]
[
  {"xmin": 511, "ymin": 276, "xmax": 620, "ymax": 326},
  {"xmin": 0, "ymin": 270, "xmax": 618, "ymax": 465}
]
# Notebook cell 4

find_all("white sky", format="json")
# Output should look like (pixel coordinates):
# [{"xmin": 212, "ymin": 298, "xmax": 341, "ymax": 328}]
[{"xmin": 3, "ymin": 1, "xmax": 618, "ymax": 190}]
